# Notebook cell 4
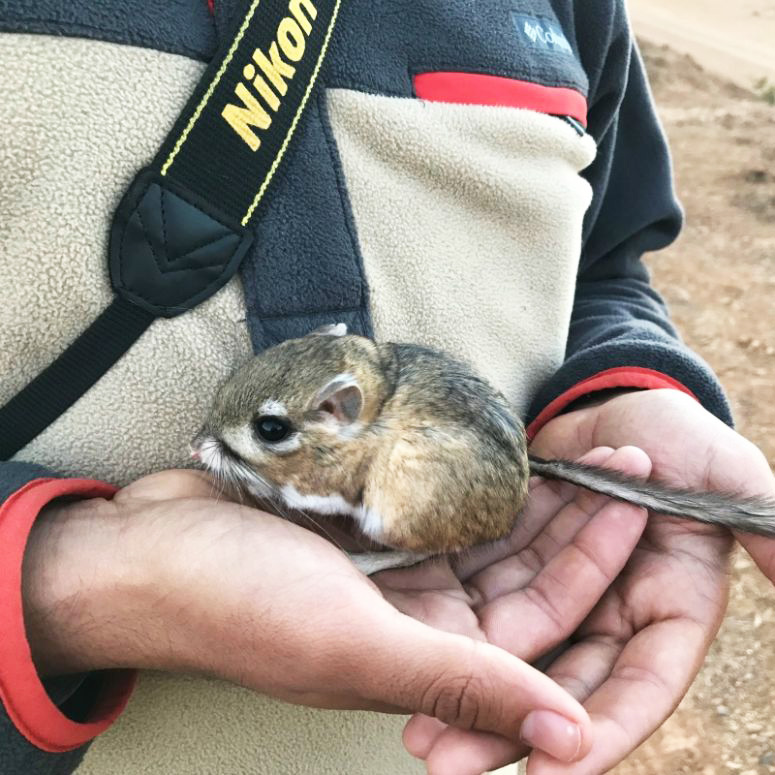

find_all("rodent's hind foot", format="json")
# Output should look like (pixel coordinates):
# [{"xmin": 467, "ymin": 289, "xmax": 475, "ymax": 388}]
[{"xmin": 349, "ymin": 550, "xmax": 430, "ymax": 575}]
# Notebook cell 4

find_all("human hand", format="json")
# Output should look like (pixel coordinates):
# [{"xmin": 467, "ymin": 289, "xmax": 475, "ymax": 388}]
[
  {"xmin": 518, "ymin": 389, "xmax": 774, "ymax": 774},
  {"xmin": 398, "ymin": 389, "xmax": 775, "ymax": 774},
  {"xmin": 385, "ymin": 446, "xmax": 653, "ymax": 773},
  {"xmin": 21, "ymin": 469, "xmax": 592, "ymax": 755}
]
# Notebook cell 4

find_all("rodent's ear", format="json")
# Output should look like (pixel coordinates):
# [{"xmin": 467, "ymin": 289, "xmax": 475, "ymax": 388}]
[
  {"xmin": 309, "ymin": 322, "xmax": 348, "ymax": 337},
  {"xmin": 314, "ymin": 374, "xmax": 362, "ymax": 424}
]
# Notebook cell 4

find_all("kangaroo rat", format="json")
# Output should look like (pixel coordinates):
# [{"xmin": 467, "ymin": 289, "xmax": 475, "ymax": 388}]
[{"xmin": 191, "ymin": 325, "xmax": 775, "ymax": 574}]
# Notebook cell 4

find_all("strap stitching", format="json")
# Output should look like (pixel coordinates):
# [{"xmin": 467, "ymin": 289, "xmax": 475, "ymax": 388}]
[
  {"xmin": 241, "ymin": 0, "xmax": 342, "ymax": 225},
  {"xmin": 161, "ymin": 0, "xmax": 264, "ymax": 176},
  {"xmin": 134, "ymin": 191, "xmax": 166, "ymax": 273}
]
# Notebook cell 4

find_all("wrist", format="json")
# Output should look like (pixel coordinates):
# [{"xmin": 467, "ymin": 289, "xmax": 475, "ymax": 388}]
[
  {"xmin": 22, "ymin": 496, "xmax": 153, "ymax": 676},
  {"xmin": 560, "ymin": 386, "xmax": 643, "ymax": 414}
]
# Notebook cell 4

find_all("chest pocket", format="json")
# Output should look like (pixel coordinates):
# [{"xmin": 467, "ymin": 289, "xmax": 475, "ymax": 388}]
[
  {"xmin": 327, "ymin": 0, "xmax": 589, "ymax": 100},
  {"xmin": 240, "ymin": 0, "xmax": 596, "ymax": 418},
  {"xmin": 316, "ymin": 1, "xmax": 597, "ymax": 416}
]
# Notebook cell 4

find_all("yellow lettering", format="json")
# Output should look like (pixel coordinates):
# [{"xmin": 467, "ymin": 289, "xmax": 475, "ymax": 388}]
[
  {"xmin": 253, "ymin": 43, "xmax": 296, "ymax": 97},
  {"xmin": 277, "ymin": 18, "xmax": 305, "ymax": 62},
  {"xmin": 221, "ymin": 82, "xmax": 272, "ymax": 151},
  {"xmin": 289, "ymin": 0, "xmax": 317, "ymax": 35},
  {"xmin": 251, "ymin": 72, "xmax": 281, "ymax": 111},
  {"xmin": 220, "ymin": 0, "xmax": 321, "ymax": 152}
]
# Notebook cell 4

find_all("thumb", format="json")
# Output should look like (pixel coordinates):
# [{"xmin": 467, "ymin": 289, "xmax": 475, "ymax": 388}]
[
  {"xmin": 352, "ymin": 606, "xmax": 592, "ymax": 762},
  {"xmin": 732, "ymin": 459, "xmax": 775, "ymax": 584},
  {"xmin": 529, "ymin": 410, "xmax": 595, "ymax": 462},
  {"xmin": 738, "ymin": 533, "xmax": 775, "ymax": 586}
]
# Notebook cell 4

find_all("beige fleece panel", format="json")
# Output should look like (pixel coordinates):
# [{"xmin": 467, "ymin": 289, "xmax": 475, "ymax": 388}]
[
  {"xmin": 0, "ymin": 34, "xmax": 251, "ymax": 484},
  {"xmin": 327, "ymin": 90, "xmax": 597, "ymax": 418},
  {"xmin": 0, "ymin": 34, "xmax": 418, "ymax": 775},
  {"xmin": 79, "ymin": 673, "xmax": 415, "ymax": 775}
]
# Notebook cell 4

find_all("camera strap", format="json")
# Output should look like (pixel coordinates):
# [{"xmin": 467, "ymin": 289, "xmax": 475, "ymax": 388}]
[{"xmin": 0, "ymin": 0, "xmax": 340, "ymax": 460}]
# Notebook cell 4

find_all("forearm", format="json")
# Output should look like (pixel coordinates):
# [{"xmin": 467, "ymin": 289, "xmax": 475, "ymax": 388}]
[
  {"xmin": 23, "ymin": 497, "xmax": 145, "ymax": 677},
  {"xmin": 21, "ymin": 493, "xmax": 231, "ymax": 680},
  {"xmin": 0, "ymin": 466, "xmax": 136, "ymax": 766}
]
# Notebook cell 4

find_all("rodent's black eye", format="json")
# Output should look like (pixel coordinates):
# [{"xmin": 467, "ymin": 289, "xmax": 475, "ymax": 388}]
[{"xmin": 253, "ymin": 415, "xmax": 292, "ymax": 443}]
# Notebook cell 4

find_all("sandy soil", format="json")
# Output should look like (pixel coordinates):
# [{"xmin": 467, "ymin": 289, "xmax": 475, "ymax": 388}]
[{"xmin": 609, "ymin": 38, "xmax": 775, "ymax": 775}]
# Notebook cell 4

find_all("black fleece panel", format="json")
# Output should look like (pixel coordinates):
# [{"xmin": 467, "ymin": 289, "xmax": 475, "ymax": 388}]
[
  {"xmin": 0, "ymin": 463, "xmax": 93, "ymax": 775},
  {"xmin": 0, "ymin": 716, "xmax": 87, "ymax": 775},
  {"xmin": 216, "ymin": 0, "xmax": 590, "ymax": 95},
  {"xmin": 0, "ymin": 0, "xmax": 216, "ymax": 61},
  {"xmin": 526, "ymin": 29, "xmax": 732, "ymax": 425},
  {"xmin": 240, "ymin": 91, "xmax": 374, "ymax": 349},
  {"xmin": 0, "ymin": 461, "xmax": 53, "ymax": 498}
]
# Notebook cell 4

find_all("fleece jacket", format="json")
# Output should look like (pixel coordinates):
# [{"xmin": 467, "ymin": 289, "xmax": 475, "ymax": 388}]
[{"xmin": 0, "ymin": 0, "xmax": 731, "ymax": 773}]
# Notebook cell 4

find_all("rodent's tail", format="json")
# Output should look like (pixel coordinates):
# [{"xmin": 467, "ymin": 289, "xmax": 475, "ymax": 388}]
[{"xmin": 528, "ymin": 455, "xmax": 775, "ymax": 537}]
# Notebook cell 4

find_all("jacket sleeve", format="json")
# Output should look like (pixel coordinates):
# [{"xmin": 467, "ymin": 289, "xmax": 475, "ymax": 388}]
[
  {"xmin": 0, "ymin": 463, "xmax": 134, "ymax": 775},
  {"xmin": 526, "ymin": 5, "xmax": 731, "ymax": 434}
]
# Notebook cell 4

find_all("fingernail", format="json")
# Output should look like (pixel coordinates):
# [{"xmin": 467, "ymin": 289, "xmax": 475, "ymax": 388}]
[{"xmin": 520, "ymin": 710, "xmax": 582, "ymax": 762}]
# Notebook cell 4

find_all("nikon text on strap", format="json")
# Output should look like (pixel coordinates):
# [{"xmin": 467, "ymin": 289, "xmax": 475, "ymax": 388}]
[{"xmin": 0, "ymin": 0, "xmax": 341, "ymax": 460}]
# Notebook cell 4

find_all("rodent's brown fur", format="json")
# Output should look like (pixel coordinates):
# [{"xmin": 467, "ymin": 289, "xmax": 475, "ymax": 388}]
[{"xmin": 195, "ymin": 332, "xmax": 529, "ymax": 553}]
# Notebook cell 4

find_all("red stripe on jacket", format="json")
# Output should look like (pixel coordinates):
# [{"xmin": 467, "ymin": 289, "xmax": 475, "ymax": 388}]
[{"xmin": 413, "ymin": 72, "xmax": 588, "ymax": 126}]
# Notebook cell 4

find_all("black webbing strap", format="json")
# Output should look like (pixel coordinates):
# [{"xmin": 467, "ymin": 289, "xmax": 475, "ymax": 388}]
[
  {"xmin": 0, "ymin": 300, "xmax": 154, "ymax": 458},
  {"xmin": 0, "ymin": 0, "xmax": 341, "ymax": 460}
]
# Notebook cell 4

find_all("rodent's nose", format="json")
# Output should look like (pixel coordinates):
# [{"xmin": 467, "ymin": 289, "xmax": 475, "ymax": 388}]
[{"xmin": 189, "ymin": 443, "xmax": 201, "ymax": 461}]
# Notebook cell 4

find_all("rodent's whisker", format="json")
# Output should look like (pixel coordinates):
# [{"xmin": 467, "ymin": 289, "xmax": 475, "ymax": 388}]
[
  {"xmin": 208, "ymin": 470, "xmax": 229, "ymax": 504},
  {"xmin": 231, "ymin": 460, "xmax": 349, "ymax": 551},
  {"xmin": 292, "ymin": 507, "xmax": 347, "ymax": 553}
]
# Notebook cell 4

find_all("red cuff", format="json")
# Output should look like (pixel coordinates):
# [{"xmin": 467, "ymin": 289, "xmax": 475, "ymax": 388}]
[
  {"xmin": 526, "ymin": 367, "xmax": 700, "ymax": 441},
  {"xmin": 0, "ymin": 478, "xmax": 135, "ymax": 753}
]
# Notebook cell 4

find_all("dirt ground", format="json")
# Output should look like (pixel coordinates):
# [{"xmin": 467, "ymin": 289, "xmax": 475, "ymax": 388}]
[{"xmin": 609, "ymin": 40, "xmax": 775, "ymax": 775}]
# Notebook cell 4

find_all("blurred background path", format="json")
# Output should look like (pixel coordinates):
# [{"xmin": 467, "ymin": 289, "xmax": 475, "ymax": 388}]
[{"xmin": 628, "ymin": 0, "xmax": 775, "ymax": 88}]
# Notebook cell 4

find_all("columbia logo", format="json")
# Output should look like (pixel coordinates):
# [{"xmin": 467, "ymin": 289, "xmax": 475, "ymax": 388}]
[{"xmin": 512, "ymin": 14, "xmax": 573, "ymax": 56}]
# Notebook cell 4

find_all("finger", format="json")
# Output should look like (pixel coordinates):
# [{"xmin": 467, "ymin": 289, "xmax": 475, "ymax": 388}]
[
  {"xmin": 403, "ymin": 714, "xmax": 447, "ymax": 759},
  {"xmin": 731, "ymin": 464, "xmax": 775, "ymax": 582},
  {"xmin": 375, "ymin": 559, "xmax": 485, "ymax": 638},
  {"xmin": 469, "ymin": 448, "xmax": 651, "ymax": 659},
  {"xmin": 116, "ymin": 469, "xmax": 218, "ymax": 502},
  {"xmin": 469, "ymin": 446, "xmax": 649, "ymax": 598},
  {"xmin": 376, "ymin": 557, "xmax": 462, "ymax": 592},
  {"xmin": 543, "ymin": 636, "xmax": 623, "ymax": 706},
  {"xmin": 476, "ymin": 496, "xmax": 647, "ymax": 661},
  {"xmin": 352, "ymin": 607, "xmax": 592, "ymax": 759},
  {"xmin": 424, "ymin": 726, "xmax": 526, "ymax": 775},
  {"xmin": 405, "ymin": 715, "xmax": 579, "ymax": 775},
  {"xmin": 739, "ymin": 532, "xmax": 775, "ymax": 584},
  {"xmin": 528, "ymin": 410, "xmax": 597, "ymax": 462},
  {"xmin": 454, "ymin": 447, "xmax": 617, "ymax": 581},
  {"xmin": 516, "ymin": 447, "xmax": 652, "ymax": 594},
  {"xmin": 526, "ymin": 618, "xmax": 709, "ymax": 775},
  {"xmin": 382, "ymin": 588, "xmax": 483, "ymax": 638}
]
